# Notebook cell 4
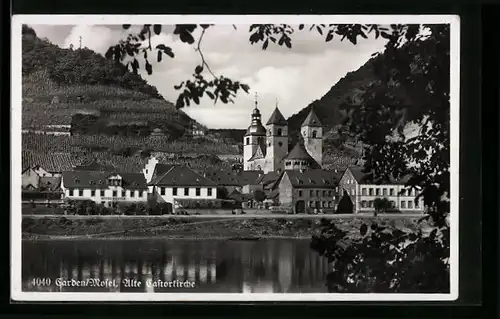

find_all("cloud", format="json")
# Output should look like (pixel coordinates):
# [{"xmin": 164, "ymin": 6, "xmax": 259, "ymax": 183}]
[{"xmin": 31, "ymin": 24, "xmax": 388, "ymax": 129}]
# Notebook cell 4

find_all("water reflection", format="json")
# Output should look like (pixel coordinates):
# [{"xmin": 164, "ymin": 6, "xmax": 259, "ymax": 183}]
[{"xmin": 22, "ymin": 239, "xmax": 329, "ymax": 293}]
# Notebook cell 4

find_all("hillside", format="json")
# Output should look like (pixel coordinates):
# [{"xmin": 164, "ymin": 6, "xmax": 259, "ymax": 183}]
[
  {"xmin": 21, "ymin": 25, "xmax": 198, "ymax": 138},
  {"xmin": 286, "ymin": 54, "xmax": 381, "ymax": 144}
]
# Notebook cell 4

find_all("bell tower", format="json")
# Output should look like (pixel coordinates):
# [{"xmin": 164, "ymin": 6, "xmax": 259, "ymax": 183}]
[
  {"xmin": 264, "ymin": 99, "xmax": 288, "ymax": 173},
  {"xmin": 301, "ymin": 107, "xmax": 323, "ymax": 167},
  {"xmin": 243, "ymin": 93, "xmax": 266, "ymax": 171}
]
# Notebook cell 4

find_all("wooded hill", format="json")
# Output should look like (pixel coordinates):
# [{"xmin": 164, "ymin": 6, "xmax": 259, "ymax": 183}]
[{"xmin": 21, "ymin": 25, "xmax": 198, "ymax": 138}]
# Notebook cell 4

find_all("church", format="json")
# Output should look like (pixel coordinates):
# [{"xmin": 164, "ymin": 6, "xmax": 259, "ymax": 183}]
[{"xmin": 243, "ymin": 98, "xmax": 323, "ymax": 173}]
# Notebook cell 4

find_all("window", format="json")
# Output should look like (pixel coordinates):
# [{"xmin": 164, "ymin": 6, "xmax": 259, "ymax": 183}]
[
  {"xmin": 391, "ymin": 201, "xmax": 395, "ymax": 208},
  {"xmin": 101, "ymin": 201, "xmax": 105, "ymax": 205},
  {"xmin": 328, "ymin": 190, "xmax": 332, "ymax": 196},
  {"xmin": 415, "ymin": 200, "xmax": 420, "ymax": 208},
  {"xmin": 130, "ymin": 190, "xmax": 135, "ymax": 198},
  {"xmin": 277, "ymin": 128, "xmax": 282, "ymax": 136},
  {"xmin": 328, "ymin": 201, "xmax": 333, "ymax": 208},
  {"xmin": 408, "ymin": 188, "xmax": 413, "ymax": 196},
  {"xmin": 382, "ymin": 188, "xmax": 387, "ymax": 196},
  {"xmin": 173, "ymin": 187, "xmax": 178, "ymax": 195},
  {"xmin": 160, "ymin": 187, "xmax": 165, "ymax": 195},
  {"xmin": 323, "ymin": 190, "xmax": 327, "ymax": 196},
  {"xmin": 91, "ymin": 190, "xmax": 96, "ymax": 197},
  {"xmin": 146, "ymin": 169, "xmax": 148, "ymax": 174},
  {"xmin": 312, "ymin": 130, "xmax": 317, "ymax": 138},
  {"xmin": 69, "ymin": 189, "xmax": 74, "ymax": 196},
  {"xmin": 184, "ymin": 188, "xmax": 189, "ymax": 196},
  {"xmin": 113, "ymin": 190, "xmax": 117, "ymax": 197},
  {"xmin": 278, "ymin": 141, "xmax": 283, "ymax": 147},
  {"xmin": 100, "ymin": 190, "xmax": 105, "ymax": 197},
  {"xmin": 401, "ymin": 201, "xmax": 406, "ymax": 208},
  {"xmin": 196, "ymin": 188, "xmax": 201, "ymax": 196},
  {"xmin": 298, "ymin": 190, "xmax": 302, "ymax": 197},
  {"xmin": 369, "ymin": 188, "xmax": 373, "ymax": 196},
  {"xmin": 401, "ymin": 189, "xmax": 406, "ymax": 196},
  {"xmin": 208, "ymin": 188, "xmax": 212, "ymax": 196},
  {"xmin": 361, "ymin": 201, "xmax": 366, "ymax": 208},
  {"xmin": 375, "ymin": 188, "xmax": 380, "ymax": 196},
  {"xmin": 389, "ymin": 188, "xmax": 394, "ymax": 196},
  {"xmin": 323, "ymin": 201, "xmax": 327, "ymax": 208},
  {"xmin": 310, "ymin": 201, "xmax": 315, "ymax": 207},
  {"xmin": 310, "ymin": 190, "xmax": 314, "ymax": 196},
  {"xmin": 408, "ymin": 201, "xmax": 413, "ymax": 209},
  {"xmin": 369, "ymin": 201, "xmax": 373, "ymax": 208},
  {"xmin": 316, "ymin": 190, "xmax": 320, "ymax": 196},
  {"xmin": 362, "ymin": 188, "xmax": 367, "ymax": 196},
  {"xmin": 246, "ymin": 137, "xmax": 249, "ymax": 145},
  {"xmin": 286, "ymin": 161, "xmax": 291, "ymax": 166}
]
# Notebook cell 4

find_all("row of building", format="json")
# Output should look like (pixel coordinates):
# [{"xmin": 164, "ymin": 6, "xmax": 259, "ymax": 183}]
[{"xmin": 22, "ymin": 156, "xmax": 423, "ymax": 214}]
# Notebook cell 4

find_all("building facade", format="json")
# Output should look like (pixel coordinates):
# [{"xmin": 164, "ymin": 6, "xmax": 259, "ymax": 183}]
[
  {"xmin": 339, "ymin": 167, "xmax": 424, "ymax": 213},
  {"xmin": 145, "ymin": 159, "xmax": 218, "ymax": 209},
  {"xmin": 61, "ymin": 171, "xmax": 148, "ymax": 207},
  {"xmin": 274, "ymin": 170, "xmax": 341, "ymax": 214}
]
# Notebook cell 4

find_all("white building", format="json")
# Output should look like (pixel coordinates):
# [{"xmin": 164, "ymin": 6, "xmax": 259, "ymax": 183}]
[
  {"xmin": 143, "ymin": 157, "xmax": 218, "ymax": 207},
  {"xmin": 339, "ymin": 166, "xmax": 424, "ymax": 213},
  {"xmin": 60, "ymin": 171, "xmax": 148, "ymax": 207}
]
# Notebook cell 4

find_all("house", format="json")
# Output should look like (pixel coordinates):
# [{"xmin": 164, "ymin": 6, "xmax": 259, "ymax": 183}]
[
  {"xmin": 273, "ymin": 169, "xmax": 342, "ymax": 214},
  {"xmin": 145, "ymin": 161, "xmax": 218, "ymax": 210},
  {"xmin": 339, "ymin": 166, "xmax": 425, "ymax": 213},
  {"xmin": 61, "ymin": 171, "xmax": 148, "ymax": 207},
  {"xmin": 22, "ymin": 167, "xmax": 41, "ymax": 189}
]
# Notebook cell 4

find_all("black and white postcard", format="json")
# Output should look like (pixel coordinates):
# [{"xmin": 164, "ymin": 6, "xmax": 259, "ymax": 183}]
[{"xmin": 11, "ymin": 15, "xmax": 460, "ymax": 302}]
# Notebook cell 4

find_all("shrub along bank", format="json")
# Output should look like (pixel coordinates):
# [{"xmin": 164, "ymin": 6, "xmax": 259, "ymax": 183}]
[{"xmin": 21, "ymin": 216, "xmax": 428, "ymax": 240}]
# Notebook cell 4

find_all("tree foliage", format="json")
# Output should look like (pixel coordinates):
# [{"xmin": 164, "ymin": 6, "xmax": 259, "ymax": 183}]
[{"xmin": 373, "ymin": 197, "xmax": 393, "ymax": 213}]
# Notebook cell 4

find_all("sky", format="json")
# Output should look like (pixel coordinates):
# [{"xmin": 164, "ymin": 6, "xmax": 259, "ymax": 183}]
[{"xmin": 32, "ymin": 24, "xmax": 388, "ymax": 129}]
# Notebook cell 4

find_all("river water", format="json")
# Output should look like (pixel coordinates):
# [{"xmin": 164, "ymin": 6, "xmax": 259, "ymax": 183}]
[{"xmin": 22, "ymin": 239, "xmax": 330, "ymax": 293}]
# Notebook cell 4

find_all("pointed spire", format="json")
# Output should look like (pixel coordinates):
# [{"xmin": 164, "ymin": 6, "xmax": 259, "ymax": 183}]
[
  {"xmin": 301, "ymin": 107, "xmax": 321, "ymax": 127},
  {"xmin": 266, "ymin": 107, "xmax": 287, "ymax": 125},
  {"xmin": 254, "ymin": 92, "xmax": 259, "ymax": 109}
]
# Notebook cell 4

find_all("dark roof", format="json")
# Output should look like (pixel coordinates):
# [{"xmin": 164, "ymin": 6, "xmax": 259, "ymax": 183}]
[
  {"xmin": 148, "ymin": 165, "xmax": 217, "ymax": 187},
  {"xmin": 73, "ymin": 159, "xmax": 116, "ymax": 171},
  {"xmin": 285, "ymin": 143, "xmax": 315, "ymax": 161},
  {"xmin": 302, "ymin": 108, "xmax": 321, "ymax": 127},
  {"xmin": 266, "ymin": 107, "xmax": 287, "ymax": 126},
  {"xmin": 282, "ymin": 169, "xmax": 339, "ymax": 189},
  {"xmin": 149, "ymin": 164, "xmax": 176, "ymax": 184},
  {"xmin": 205, "ymin": 169, "xmax": 241, "ymax": 186},
  {"xmin": 39, "ymin": 176, "xmax": 62, "ymax": 191},
  {"xmin": 238, "ymin": 171, "xmax": 263, "ymax": 185},
  {"xmin": 62, "ymin": 171, "xmax": 147, "ymax": 189},
  {"xmin": 22, "ymin": 150, "xmax": 81, "ymax": 172},
  {"xmin": 348, "ymin": 166, "xmax": 411, "ymax": 185},
  {"xmin": 255, "ymin": 171, "xmax": 280, "ymax": 185}
]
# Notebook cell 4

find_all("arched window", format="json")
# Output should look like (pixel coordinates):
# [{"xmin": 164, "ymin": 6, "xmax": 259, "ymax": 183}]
[
  {"xmin": 257, "ymin": 165, "xmax": 262, "ymax": 170},
  {"xmin": 246, "ymin": 137, "xmax": 250, "ymax": 145},
  {"xmin": 278, "ymin": 141, "xmax": 283, "ymax": 147},
  {"xmin": 277, "ymin": 128, "xmax": 282, "ymax": 136},
  {"xmin": 312, "ymin": 130, "xmax": 317, "ymax": 138}
]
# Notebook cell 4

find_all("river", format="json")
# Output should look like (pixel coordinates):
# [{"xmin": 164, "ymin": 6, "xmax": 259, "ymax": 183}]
[{"xmin": 22, "ymin": 239, "xmax": 330, "ymax": 293}]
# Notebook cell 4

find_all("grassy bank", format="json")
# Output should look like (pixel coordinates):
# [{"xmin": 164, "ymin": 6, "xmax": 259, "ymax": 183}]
[{"xmin": 21, "ymin": 216, "xmax": 428, "ymax": 240}]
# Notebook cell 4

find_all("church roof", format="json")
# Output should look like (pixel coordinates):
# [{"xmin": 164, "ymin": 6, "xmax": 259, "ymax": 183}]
[
  {"xmin": 302, "ymin": 108, "xmax": 321, "ymax": 127},
  {"xmin": 284, "ymin": 142, "xmax": 315, "ymax": 161},
  {"xmin": 266, "ymin": 107, "xmax": 287, "ymax": 126}
]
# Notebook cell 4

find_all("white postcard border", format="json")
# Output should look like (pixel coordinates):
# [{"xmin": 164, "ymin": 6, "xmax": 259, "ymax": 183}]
[{"xmin": 11, "ymin": 14, "xmax": 460, "ymax": 302}]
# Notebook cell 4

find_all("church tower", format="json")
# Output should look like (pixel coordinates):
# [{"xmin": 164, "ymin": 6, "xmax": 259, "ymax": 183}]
[
  {"xmin": 301, "ymin": 107, "xmax": 323, "ymax": 167},
  {"xmin": 243, "ymin": 94, "xmax": 266, "ymax": 171},
  {"xmin": 264, "ymin": 101, "xmax": 288, "ymax": 173}
]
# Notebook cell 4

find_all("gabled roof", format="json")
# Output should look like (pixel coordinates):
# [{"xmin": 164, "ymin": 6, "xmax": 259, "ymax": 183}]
[
  {"xmin": 266, "ymin": 107, "xmax": 287, "ymax": 126},
  {"xmin": 248, "ymin": 144, "xmax": 266, "ymax": 161},
  {"xmin": 148, "ymin": 165, "xmax": 217, "ymax": 187},
  {"xmin": 62, "ymin": 171, "xmax": 147, "ymax": 189},
  {"xmin": 302, "ymin": 108, "xmax": 321, "ymax": 127},
  {"xmin": 285, "ymin": 142, "xmax": 315, "ymax": 161},
  {"xmin": 280, "ymin": 169, "xmax": 339, "ymax": 189},
  {"xmin": 255, "ymin": 171, "xmax": 280, "ymax": 185},
  {"xmin": 348, "ymin": 166, "xmax": 411, "ymax": 185},
  {"xmin": 149, "ymin": 163, "xmax": 176, "ymax": 184}
]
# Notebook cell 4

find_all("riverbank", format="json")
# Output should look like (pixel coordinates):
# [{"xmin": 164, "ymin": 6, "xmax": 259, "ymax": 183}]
[{"xmin": 21, "ymin": 216, "xmax": 428, "ymax": 240}]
